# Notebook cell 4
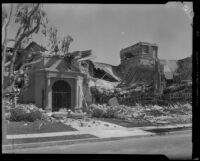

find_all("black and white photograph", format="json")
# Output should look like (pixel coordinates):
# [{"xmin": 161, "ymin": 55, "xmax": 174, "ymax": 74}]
[{"xmin": 2, "ymin": 2, "xmax": 195, "ymax": 160}]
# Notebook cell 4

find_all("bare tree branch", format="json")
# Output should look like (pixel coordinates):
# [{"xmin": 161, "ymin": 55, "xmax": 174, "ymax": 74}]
[
  {"xmin": 2, "ymin": 4, "xmax": 13, "ymax": 50},
  {"xmin": 2, "ymin": 4, "xmax": 13, "ymax": 82},
  {"xmin": 28, "ymin": 4, "xmax": 40, "ymax": 20},
  {"xmin": 8, "ymin": 5, "xmax": 42, "ymax": 85},
  {"xmin": 22, "ymin": 4, "xmax": 40, "ymax": 34}
]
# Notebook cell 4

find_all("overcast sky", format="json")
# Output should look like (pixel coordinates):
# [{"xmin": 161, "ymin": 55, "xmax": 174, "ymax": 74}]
[{"xmin": 7, "ymin": 3, "xmax": 193, "ymax": 65}]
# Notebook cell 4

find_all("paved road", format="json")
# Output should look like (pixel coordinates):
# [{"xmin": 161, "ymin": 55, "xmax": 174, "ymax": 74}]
[{"xmin": 5, "ymin": 130, "xmax": 192, "ymax": 159}]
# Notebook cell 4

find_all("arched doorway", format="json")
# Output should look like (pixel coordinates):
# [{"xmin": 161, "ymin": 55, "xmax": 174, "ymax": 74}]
[{"xmin": 52, "ymin": 80, "xmax": 71, "ymax": 112}]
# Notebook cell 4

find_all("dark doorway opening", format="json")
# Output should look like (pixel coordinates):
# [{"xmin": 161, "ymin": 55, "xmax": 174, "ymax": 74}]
[{"xmin": 52, "ymin": 80, "xmax": 71, "ymax": 112}]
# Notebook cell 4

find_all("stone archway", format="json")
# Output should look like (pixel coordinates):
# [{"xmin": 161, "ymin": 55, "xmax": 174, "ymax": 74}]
[{"xmin": 52, "ymin": 80, "xmax": 71, "ymax": 112}]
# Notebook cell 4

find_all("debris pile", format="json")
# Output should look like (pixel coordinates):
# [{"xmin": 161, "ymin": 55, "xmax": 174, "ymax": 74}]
[
  {"xmin": 91, "ymin": 86, "xmax": 153, "ymax": 105},
  {"xmin": 88, "ymin": 102, "xmax": 192, "ymax": 125},
  {"xmin": 88, "ymin": 104, "xmax": 145, "ymax": 120},
  {"xmin": 163, "ymin": 81, "xmax": 192, "ymax": 94},
  {"xmin": 52, "ymin": 108, "xmax": 87, "ymax": 119},
  {"xmin": 60, "ymin": 117, "xmax": 120, "ymax": 129}
]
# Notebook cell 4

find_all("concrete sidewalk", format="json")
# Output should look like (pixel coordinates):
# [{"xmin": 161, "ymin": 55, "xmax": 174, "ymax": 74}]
[
  {"xmin": 3, "ymin": 122, "xmax": 192, "ymax": 152},
  {"xmin": 7, "ymin": 123, "xmax": 191, "ymax": 140},
  {"xmin": 7, "ymin": 125, "xmax": 154, "ymax": 139}
]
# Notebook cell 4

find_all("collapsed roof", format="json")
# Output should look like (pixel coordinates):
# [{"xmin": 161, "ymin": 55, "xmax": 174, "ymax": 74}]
[{"xmin": 92, "ymin": 62, "xmax": 121, "ymax": 82}]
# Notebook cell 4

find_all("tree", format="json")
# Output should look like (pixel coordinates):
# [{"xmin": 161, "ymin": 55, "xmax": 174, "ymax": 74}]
[
  {"xmin": 45, "ymin": 26, "xmax": 59, "ymax": 53},
  {"xmin": 2, "ymin": 3, "xmax": 13, "ymax": 144},
  {"xmin": 61, "ymin": 35, "xmax": 73, "ymax": 54},
  {"xmin": 2, "ymin": 3, "xmax": 47, "ymax": 144},
  {"xmin": 44, "ymin": 26, "xmax": 73, "ymax": 55},
  {"xmin": 8, "ymin": 4, "xmax": 47, "ymax": 88}
]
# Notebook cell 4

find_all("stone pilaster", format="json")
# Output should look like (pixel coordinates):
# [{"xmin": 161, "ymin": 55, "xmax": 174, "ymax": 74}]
[
  {"xmin": 74, "ymin": 77, "xmax": 79, "ymax": 110},
  {"xmin": 79, "ymin": 78, "xmax": 83, "ymax": 109},
  {"xmin": 74, "ymin": 76, "xmax": 83, "ymax": 111},
  {"xmin": 45, "ymin": 77, "xmax": 52, "ymax": 111}
]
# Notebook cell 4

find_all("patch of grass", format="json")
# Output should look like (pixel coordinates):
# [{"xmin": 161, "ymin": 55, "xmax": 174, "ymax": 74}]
[
  {"xmin": 6, "ymin": 120, "xmax": 77, "ymax": 135},
  {"xmin": 7, "ymin": 134, "xmax": 97, "ymax": 144},
  {"xmin": 97, "ymin": 118, "xmax": 157, "ymax": 127}
]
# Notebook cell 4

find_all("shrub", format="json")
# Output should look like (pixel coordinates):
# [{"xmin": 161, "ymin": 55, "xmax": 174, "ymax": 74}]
[
  {"xmin": 92, "ymin": 107, "xmax": 106, "ymax": 118},
  {"xmin": 104, "ymin": 106, "xmax": 116, "ymax": 118},
  {"xmin": 27, "ymin": 110, "xmax": 42, "ymax": 122},
  {"xmin": 89, "ymin": 104, "xmax": 99, "ymax": 110},
  {"xmin": 10, "ymin": 107, "xmax": 27, "ymax": 121},
  {"xmin": 89, "ymin": 104, "xmax": 106, "ymax": 118},
  {"xmin": 10, "ymin": 106, "xmax": 42, "ymax": 122},
  {"xmin": 114, "ymin": 112, "xmax": 126, "ymax": 120}
]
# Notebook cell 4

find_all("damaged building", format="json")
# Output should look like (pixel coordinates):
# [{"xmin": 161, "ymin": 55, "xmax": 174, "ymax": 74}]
[
  {"xmin": 4, "ymin": 41, "xmax": 122, "ymax": 112},
  {"xmin": 4, "ymin": 40, "xmax": 192, "ymax": 111},
  {"xmin": 4, "ymin": 42, "xmax": 94, "ymax": 112}
]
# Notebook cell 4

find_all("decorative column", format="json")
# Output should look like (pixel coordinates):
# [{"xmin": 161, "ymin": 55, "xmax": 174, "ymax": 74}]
[
  {"xmin": 74, "ymin": 76, "xmax": 83, "ymax": 111},
  {"xmin": 46, "ymin": 77, "xmax": 52, "ymax": 111},
  {"xmin": 79, "ymin": 78, "xmax": 83, "ymax": 109},
  {"xmin": 74, "ymin": 77, "xmax": 79, "ymax": 111}
]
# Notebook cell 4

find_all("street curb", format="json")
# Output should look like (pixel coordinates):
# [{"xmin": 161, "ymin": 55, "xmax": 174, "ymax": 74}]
[
  {"xmin": 138, "ymin": 123, "xmax": 192, "ymax": 130},
  {"xmin": 2, "ymin": 133, "xmax": 155, "ymax": 152}
]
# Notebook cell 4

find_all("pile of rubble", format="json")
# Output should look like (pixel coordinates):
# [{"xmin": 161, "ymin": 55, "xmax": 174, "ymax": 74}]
[
  {"xmin": 51, "ymin": 108, "xmax": 87, "ymax": 120},
  {"xmin": 44, "ymin": 108, "xmax": 120, "ymax": 129},
  {"xmin": 60, "ymin": 117, "xmax": 120, "ymax": 129},
  {"xmin": 88, "ymin": 102, "xmax": 192, "ymax": 125},
  {"xmin": 163, "ymin": 81, "xmax": 192, "ymax": 94},
  {"xmin": 143, "ymin": 103, "xmax": 192, "ymax": 124},
  {"xmin": 4, "ymin": 95, "xmax": 192, "ymax": 126}
]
